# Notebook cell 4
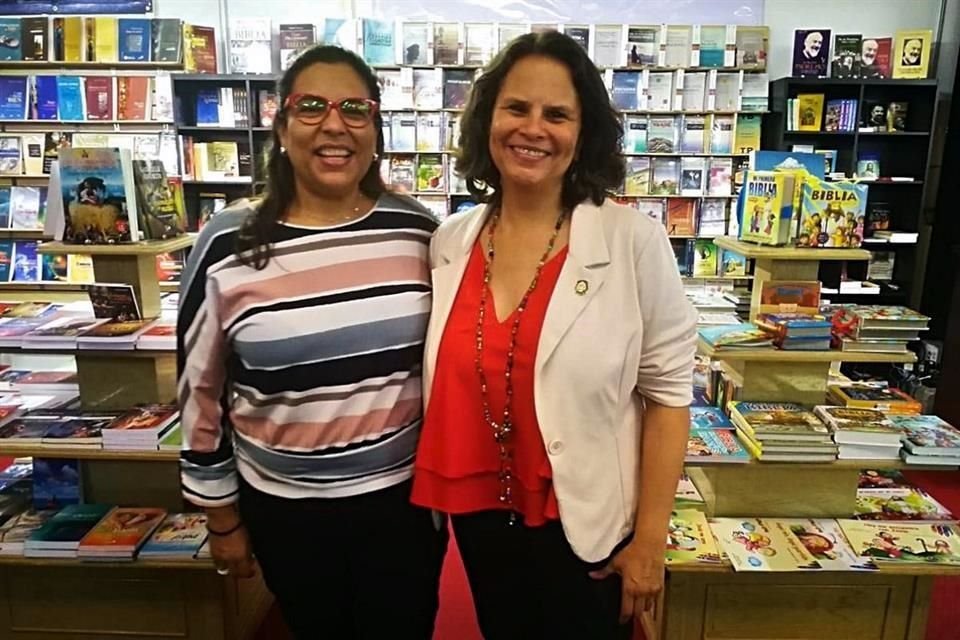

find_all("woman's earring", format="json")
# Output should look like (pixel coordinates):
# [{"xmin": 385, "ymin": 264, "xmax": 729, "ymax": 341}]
[
  {"xmin": 279, "ymin": 146, "xmax": 287, "ymax": 155},
  {"xmin": 372, "ymin": 152, "xmax": 380, "ymax": 162}
]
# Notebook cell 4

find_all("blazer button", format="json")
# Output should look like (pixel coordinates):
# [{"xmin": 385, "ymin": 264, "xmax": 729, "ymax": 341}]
[{"xmin": 548, "ymin": 440, "xmax": 565, "ymax": 455}]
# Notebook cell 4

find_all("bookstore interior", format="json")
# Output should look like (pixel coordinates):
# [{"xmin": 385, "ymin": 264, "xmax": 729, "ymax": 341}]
[{"xmin": 0, "ymin": 0, "xmax": 959, "ymax": 638}]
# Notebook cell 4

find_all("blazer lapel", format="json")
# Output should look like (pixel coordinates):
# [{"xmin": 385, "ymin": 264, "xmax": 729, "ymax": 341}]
[{"xmin": 537, "ymin": 202, "xmax": 611, "ymax": 369}]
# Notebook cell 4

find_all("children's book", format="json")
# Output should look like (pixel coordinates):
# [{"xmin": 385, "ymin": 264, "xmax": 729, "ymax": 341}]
[
  {"xmin": 710, "ymin": 517, "xmax": 822, "ymax": 571},
  {"xmin": 666, "ymin": 510, "xmax": 722, "ymax": 565},
  {"xmin": 798, "ymin": 179, "xmax": 867, "ymax": 248},
  {"xmin": 739, "ymin": 171, "xmax": 796, "ymax": 245},
  {"xmin": 838, "ymin": 520, "xmax": 960, "ymax": 565},
  {"xmin": 776, "ymin": 519, "xmax": 877, "ymax": 571},
  {"xmin": 685, "ymin": 429, "xmax": 750, "ymax": 463}
]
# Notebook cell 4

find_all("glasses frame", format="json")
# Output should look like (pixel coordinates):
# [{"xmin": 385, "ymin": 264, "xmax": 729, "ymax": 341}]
[{"xmin": 283, "ymin": 94, "xmax": 380, "ymax": 127}]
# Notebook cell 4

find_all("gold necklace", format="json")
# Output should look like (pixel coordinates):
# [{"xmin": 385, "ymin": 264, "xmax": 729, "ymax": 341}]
[{"xmin": 475, "ymin": 207, "xmax": 566, "ymax": 521}]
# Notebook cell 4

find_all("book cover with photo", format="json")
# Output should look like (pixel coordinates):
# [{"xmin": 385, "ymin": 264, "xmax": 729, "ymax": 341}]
[
  {"xmin": 362, "ymin": 19, "xmax": 395, "ymax": 66},
  {"xmin": 793, "ymin": 29, "xmax": 831, "ymax": 77},
  {"xmin": 626, "ymin": 26, "xmax": 658, "ymax": 66},
  {"xmin": 57, "ymin": 147, "xmax": 140, "ymax": 243},
  {"xmin": 279, "ymin": 24, "xmax": 316, "ymax": 71},
  {"xmin": 623, "ymin": 115, "xmax": 648, "ymax": 153},
  {"xmin": 401, "ymin": 22, "xmax": 429, "ymax": 65},
  {"xmin": 11, "ymin": 241, "xmax": 38, "ymax": 282}
]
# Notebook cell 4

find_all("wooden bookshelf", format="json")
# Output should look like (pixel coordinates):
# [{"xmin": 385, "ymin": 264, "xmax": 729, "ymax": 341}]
[
  {"xmin": 664, "ymin": 561, "xmax": 960, "ymax": 577},
  {"xmin": 714, "ymin": 237, "xmax": 872, "ymax": 262},
  {"xmin": 37, "ymin": 236, "xmax": 194, "ymax": 256},
  {"xmin": 697, "ymin": 338, "xmax": 918, "ymax": 364},
  {"xmin": 0, "ymin": 556, "xmax": 211, "ymax": 570},
  {"xmin": 0, "ymin": 61, "xmax": 183, "ymax": 70},
  {"xmin": 0, "ymin": 446, "xmax": 179, "ymax": 461}
]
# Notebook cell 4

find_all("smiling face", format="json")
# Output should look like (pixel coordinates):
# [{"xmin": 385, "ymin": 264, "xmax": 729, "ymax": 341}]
[
  {"xmin": 488, "ymin": 54, "xmax": 582, "ymax": 198},
  {"xmin": 862, "ymin": 39, "xmax": 878, "ymax": 63},
  {"xmin": 278, "ymin": 62, "xmax": 378, "ymax": 199},
  {"xmin": 804, "ymin": 32, "xmax": 823, "ymax": 56},
  {"xmin": 904, "ymin": 39, "xmax": 922, "ymax": 63}
]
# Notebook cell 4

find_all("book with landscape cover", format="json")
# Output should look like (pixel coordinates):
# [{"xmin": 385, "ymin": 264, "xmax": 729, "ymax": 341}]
[
  {"xmin": 57, "ymin": 147, "xmax": 140, "ymax": 243},
  {"xmin": 32, "ymin": 458, "xmax": 81, "ymax": 510}
]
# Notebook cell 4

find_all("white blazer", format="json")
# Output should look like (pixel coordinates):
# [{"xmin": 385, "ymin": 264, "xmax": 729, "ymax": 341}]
[{"xmin": 423, "ymin": 198, "xmax": 698, "ymax": 562}]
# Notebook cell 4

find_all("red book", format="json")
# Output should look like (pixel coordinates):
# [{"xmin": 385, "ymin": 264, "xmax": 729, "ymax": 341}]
[
  {"xmin": 188, "ymin": 26, "xmax": 217, "ymax": 74},
  {"xmin": 84, "ymin": 77, "xmax": 114, "ymax": 120},
  {"xmin": 666, "ymin": 199, "xmax": 697, "ymax": 236},
  {"xmin": 117, "ymin": 76, "xmax": 149, "ymax": 121}
]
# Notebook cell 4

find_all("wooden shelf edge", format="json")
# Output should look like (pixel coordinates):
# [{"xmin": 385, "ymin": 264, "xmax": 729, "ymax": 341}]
[
  {"xmin": 666, "ymin": 562, "xmax": 960, "ymax": 576},
  {"xmin": 684, "ymin": 459, "xmax": 951, "ymax": 471},
  {"xmin": 714, "ymin": 237, "xmax": 873, "ymax": 262},
  {"xmin": 0, "ymin": 447, "xmax": 178, "ymax": 461},
  {"xmin": 38, "ymin": 235, "xmax": 195, "ymax": 256},
  {"xmin": 0, "ymin": 346, "xmax": 175, "ymax": 358},
  {"xmin": 697, "ymin": 338, "xmax": 918, "ymax": 364},
  {"xmin": 0, "ymin": 556, "xmax": 213, "ymax": 570}
]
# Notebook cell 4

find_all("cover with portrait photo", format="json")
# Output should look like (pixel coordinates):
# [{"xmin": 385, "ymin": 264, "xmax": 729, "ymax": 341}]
[
  {"xmin": 831, "ymin": 34, "xmax": 861, "ymax": 78},
  {"xmin": 892, "ymin": 29, "xmax": 932, "ymax": 79},
  {"xmin": 792, "ymin": 29, "xmax": 831, "ymax": 77},
  {"xmin": 860, "ymin": 37, "xmax": 892, "ymax": 78}
]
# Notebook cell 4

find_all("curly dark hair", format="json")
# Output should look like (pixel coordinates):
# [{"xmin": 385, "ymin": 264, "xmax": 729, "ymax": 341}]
[
  {"xmin": 456, "ymin": 30, "xmax": 625, "ymax": 210},
  {"xmin": 235, "ymin": 45, "xmax": 387, "ymax": 269}
]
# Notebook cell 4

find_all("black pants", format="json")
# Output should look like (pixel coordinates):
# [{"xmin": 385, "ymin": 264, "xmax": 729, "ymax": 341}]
[
  {"xmin": 239, "ymin": 480, "xmax": 448, "ymax": 640},
  {"xmin": 451, "ymin": 511, "xmax": 633, "ymax": 640}
]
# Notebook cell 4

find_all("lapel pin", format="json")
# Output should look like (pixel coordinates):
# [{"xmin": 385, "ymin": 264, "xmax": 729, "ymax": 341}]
[{"xmin": 575, "ymin": 280, "xmax": 589, "ymax": 295}]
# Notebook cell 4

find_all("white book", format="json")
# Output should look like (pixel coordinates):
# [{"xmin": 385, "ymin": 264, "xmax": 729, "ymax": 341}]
[
  {"xmin": 151, "ymin": 74, "xmax": 174, "ymax": 122},
  {"xmin": 592, "ymin": 24, "xmax": 623, "ymax": 67},
  {"xmin": 415, "ymin": 113, "xmax": 443, "ymax": 152},
  {"xmin": 390, "ymin": 113, "xmax": 417, "ymax": 152},
  {"xmin": 229, "ymin": 18, "xmax": 273, "ymax": 74},
  {"xmin": 714, "ymin": 71, "xmax": 742, "ymax": 111},
  {"xmin": 20, "ymin": 134, "xmax": 44, "ymax": 175},
  {"xmin": 646, "ymin": 72, "xmax": 673, "ymax": 112},
  {"xmin": 463, "ymin": 23, "xmax": 494, "ymax": 66},
  {"xmin": 664, "ymin": 25, "xmax": 693, "ymax": 67},
  {"xmin": 413, "ymin": 68, "xmax": 443, "ymax": 110},
  {"xmin": 682, "ymin": 72, "xmax": 707, "ymax": 111}
]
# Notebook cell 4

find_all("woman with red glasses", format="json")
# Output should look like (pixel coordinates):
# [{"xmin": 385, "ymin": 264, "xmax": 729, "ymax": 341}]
[{"xmin": 177, "ymin": 45, "xmax": 446, "ymax": 639}]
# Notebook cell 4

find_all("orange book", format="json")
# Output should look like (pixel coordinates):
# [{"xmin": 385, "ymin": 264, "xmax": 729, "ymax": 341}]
[
  {"xmin": 77, "ymin": 507, "xmax": 167, "ymax": 553},
  {"xmin": 117, "ymin": 76, "xmax": 150, "ymax": 121}
]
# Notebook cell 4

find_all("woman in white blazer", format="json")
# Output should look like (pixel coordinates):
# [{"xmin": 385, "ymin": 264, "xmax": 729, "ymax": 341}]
[{"xmin": 411, "ymin": 31, "xmax": 697, "ymax": 639}]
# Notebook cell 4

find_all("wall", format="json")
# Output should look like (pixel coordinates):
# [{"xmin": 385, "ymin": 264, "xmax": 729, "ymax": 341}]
[{"xmin": 765, "ymin": 0, "xmax": 942, "ymax": 79}]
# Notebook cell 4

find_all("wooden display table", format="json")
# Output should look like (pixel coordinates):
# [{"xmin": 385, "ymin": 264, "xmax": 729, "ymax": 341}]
[{"xmin": 1, "ymin": 238, "xmax": 272, "ymax": 640}]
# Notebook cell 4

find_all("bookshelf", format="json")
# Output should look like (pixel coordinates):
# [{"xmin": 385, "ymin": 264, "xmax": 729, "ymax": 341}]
[
  {"xmin": 0, "ymin": 238, "xmax": 271, "ymax": 640},
  {"xmin": 765, "ymin": 77, "xmax": 939, "ymax": 308}
]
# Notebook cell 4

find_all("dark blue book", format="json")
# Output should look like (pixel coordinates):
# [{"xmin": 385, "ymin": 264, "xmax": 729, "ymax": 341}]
[
  {"xmin": 32, "ymin": 457, "xmax": 81, "ymax": 511},
  {"xmin": 0, "ymin": 240, "xmax": 13, "ymax": 282},
  {"xmin": 11, "ymin": 240, "xmax": 38, "ymax": 282},
  {"xmin": 611, "ymin": 71, "xmax": 640, "ymax": 111},
  {"xmin": 34, "ymin": 75, "xmax": 58, "ymax": 120},
  {"xmin": 0, "ymin": 19, "xmax": 21, "ymax": 61},
  {"xmin": 56, "ymin": 76, "xmax": 84, "ymax": 121},
  {"xmin": 195, "ymin": 89, "xmax": 220, "ymax": 125},
  {"xmin": 0, "ymin": 187, "xmax": 9, "ymax": 228},
  {"xmin": 118, "ymin": 18, "xmax": 151, "ymax": 62},
  {"xmin": 0, "ymin": 77, "xmax": 28, "ymax": 121}
]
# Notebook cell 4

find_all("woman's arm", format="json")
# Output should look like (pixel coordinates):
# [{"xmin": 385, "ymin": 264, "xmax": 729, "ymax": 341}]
[{"xmin": 634, "ymin": 400, "xmax": 690, "ymax": 545}]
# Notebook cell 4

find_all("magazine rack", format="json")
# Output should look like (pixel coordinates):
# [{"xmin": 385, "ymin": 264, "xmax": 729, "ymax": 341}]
[
  {"xmin": 640, "ymin": 237, "xmax": 953, "ymax": 640},
  {"xmin": 0, "ymin": 238, "xmax": 272, "ymax": 640}
]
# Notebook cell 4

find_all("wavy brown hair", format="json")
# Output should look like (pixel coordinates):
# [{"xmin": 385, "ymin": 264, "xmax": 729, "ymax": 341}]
[
  {"xmin": 235, "ymin": 46, "xmax": 387, "ymax": 269},
  {"xmin": 456, "ymin": 31, "xmax": 625, "ymax": 210}
]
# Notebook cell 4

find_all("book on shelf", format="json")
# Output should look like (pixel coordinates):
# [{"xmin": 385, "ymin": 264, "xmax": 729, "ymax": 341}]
[
  {"xmin": 0, "ymin": 77, "xmax": 28, "ymax": 121},
  {"xmin": 792, "ymin": 29, "xmax": 830, "ymax": 77},
  {"xmin": 713, "ymin": 72, "xmax": 740, "ymax": 112},
  {"xmin": 592, "ymin": 24, "xmax": 623, "ymax": 68},
  {"xmin": 86, "ymin": 283, "xmax": 141, "ymax": 321},
  {"xmin": 856, "ymin": 487, "xmax": 955, "ymax": 524},
  {"xmin": 860, "ymin": 36, "xmax": 892, "ymax": 79},
  {"xmin": 416, "ymin": 155, "xmax": 445, "ymax": 192},
  {"xmin": 680, "ymin": 116, "xmax": 707, "ymax": 154},
  {"xmin": 182, "ymin": 24, "xmax": 217, "ymax": 74},
  {"xmin": 827, "ymin": 384, "xmax": 921, "ymax": 415},
  {"xmin": 735, "ymin": 26, "xmax": 767, "ymax": 69},
  {"xmin": 691, "ymin": 240, "xmax": 717, "ymax": 277},
  {"xmin": 776, "ymin": 519, "xmax": 878, "ymax": 571},
  {"xmin": 892, "ymin": 29, "xmax": 932, "ymax": 80},
  {"xmin": 666, "ymin": 509, "xmax": 722, "ymax": 565},
  {"xmin": 690, "ymin": 406, "xmax": 734, "ymax": 430},
  {"xmin": 55, "ymin": 147, "xmax": 140, "ymax": 243},
  {"xmin": 0, "ymin": 136, "xmax": 22, "ymax": 175},
  {"xmin": 698, "ymin": 199, "xmax": 727, "ymax": 236},
  {"xmin": 890, "ymin": 415, "xmax": 960, "ymax": 458},
  {"xmin": 831, "ymin": 33, "xmax": 861, "ymax": 78},
  {"xmin": 710, "ymin": 518, "xmax": 822, "ymax": 571},
  {"xmin": 561, "ymin": 24, "xmax": 590, "ymax": 56},
  {"xmin": 31, "ymin": 456, "xmax": 82, "ymax": 510},
  {"xmin": 685, "ymin": 428, "xmax": 750, "ymax": 463},
  {"xmin": 665, "ymin": 198, "xmax": 695, "ymax": 234},
  {"xmin": 433, "ymin": 22, "xmax": 461, "ymax": 66},
  {"xmin": 118, "ymin": 18, "xmax": 152, "ymax": 62},
  {"xmin": 464, "ymin": 23, "xmax": 495, "ymax": 66},
  {"xmin": 646, "ymin": 116, "xmax": 678, "ymax": 154},
  {"xmin": 646, "ymin": 71, "xmax": 673, "ymax": 112},
  {"xmin": 623, "ymin": 157, "xmax": 651, "ymax": 196},
  {"xmin": 11, "ymin": 241, "xmax": 39, "ymax": 282},
  {"xmin": 362, "ymin": 18, "xmax": 395, "ymax": 66},
  {"xmin": 400, "ymin": 22, "xmax": 430, "ymax": 65},
  {"xmin": 139, "ymin": 513, "xmax": 208, "ymax": 559},
  {"xmin": 838, "ymin": 520, "xmax": 960, "ymax": 566},
  {"xmin": 699, "ymin": 25, "xmax": 736, "ymax": 68},
  {"xmin": 680, "ymin": 157, "xmax": 705, "ymax": 195},
  {"xmin": 623, "ymin": 115, "xmax": 648, "ymax": 153},
  {"xmin": 813, "ymin": 406, "xmax": 901, "ymax": 447},
  {"xmin": 20, "ymin": 316, "xmax": 108, "ymax": 350},
  {"xmin": 733, "ymin": 114, "xmax": 761, "ymax": 155},
  {"xmin": 25, "ymin": 503, "xmax": 113, "ymax": 558},
  {"xmin": 698, "ymin": 323, "xmax": 772, "ymax": 350},
  {"xmin": 0, "ymin": 509, "xmax": 56, "ymax": 556},
  {"xmin": 625, "ymin": 25, "xmax": 658, "ymax": 67},
  {"xmin": 77, "ymin": 318, "xmax": 158, "ymax": 350},
  {"xmin": 149, "ymin": 18, "xmax": 183, "ymax": 63},
  {"xmin": 40, "ymin": 416, "xmax": 109, "ymax": 449},
  {"xmin": 77, "ymin": 506, "xmax": 167, "ymax": 560},
  {"xmin": 663, "ymin": 25, "xmax": 693, "ymax": 68},
  {"xmin": 278, "ymin": 24, "xmax": 316, "ymax": 71},
  {"xmin": 229, "ymin": 18, "xmax": 272, "ymax": 74},
  {"xmin": 729, "ymin": 402, "xmax": 832, "ymax": 443},
  {"xmin": 610, "ymin": 71, "xmax": 640, "ymax": 111},
  {"xmin": 680, "ymin": 72, "xmax": 707, "ymax": 111}
]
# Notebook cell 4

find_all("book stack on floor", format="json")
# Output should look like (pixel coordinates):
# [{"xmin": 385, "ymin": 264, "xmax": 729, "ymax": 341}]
[
  {"xmin": 856, "ymin": 469, "xmax": 956, "ymax": 523},
  {"xmin": 828, "ymin": 383, "xmax": 922, "ymax": 415},
  {"xmin": 890, "ymin": 415, "xmax": 960, "ymax": 467},
  {"xmin": 756, "ymin": 312, "xmax": 832, "ymax": 350},
  {"xmin": 831, "ymin": 305, "xmax": 931, "ymax": 354},
  {"xmin": 685, "ymin": 406, "xmax": 750, "ymax": 463},
  {"xmin": 101, "ymin": 405, "xmax": 179, "ymax": 451},
  {"xmin": 698, "ymin": 323, "xmax": 773, "ymax": 351},
  {"xmin": 814, "ymin": 406, "xmax": 902, "ymax": 461},
  {"xmin": 76, "ymin": 507, "xmax": 167, "ymax": 561},
  {"xmin": 728, "ymin": 401, "xmax": 838, "ymax": 462}
]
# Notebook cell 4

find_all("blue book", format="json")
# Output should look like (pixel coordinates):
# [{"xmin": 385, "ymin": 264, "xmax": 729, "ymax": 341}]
[
  {"xmin": 11, "ymin": 240, "xmax": 38, "ymax": 281},
  {"xmin": 323, "ymin": 18, "xmax": 349, "ymax": 47},
  {"xmin": 0, "ymin": 240, "xmax": 12, "ymax": 282},
  {"xmin": 751, "ymin": 150, "xmax": 826, "ymax": 180},
  {"xmin": 611, "ymin": 71, "xmax": 640, "ymax": 111},
  {"xmin": 0, "ymin": 76, "xmax": 28, "ymax": 120},
  {"xmin": 0, "ymin": 187, "xmax": 9, "ymax": 228},
  {"xmin": 32, "ymin": 457, "xmax": 81, "ymax": 511},
  {"xmin": 690, "ymin": 406, "xmax": 734, "ymax": 430},
  {"xmin": 686, "ymin": 428, "xmax": 751, "ymax": 463},
  {"xmin": 118, "ymin": 18, "xmax": 152, "ymax": 61},
  {"xmin": 0, "ymin": 19, "xmax": 22, "ymax": 61},
  {"xmin": 698, "ymin": 323, "xmax": 773, "ymax": 349},
  {"xmin": 33, "ymin": 76, "xmax": 58, "ymax": 120},
  {"xmin": 56, "ymin": 76, "xmax": 84, "ymax": 121},
  {"xmin": 195, "ymin": 89, "xmax": 220, "ymax": 125},
  {"xmin": 362, "ymin": 19, "xmax": 394, "ymax": 66}
]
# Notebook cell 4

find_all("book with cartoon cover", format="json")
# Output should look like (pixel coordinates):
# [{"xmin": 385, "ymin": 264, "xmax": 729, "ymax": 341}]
[
  {"xmin": 685, "ymin": 429, "xmax": 750, "ymax": 463},
  {"xmin": 890, "ymin": 415, "xmax": 960, "ymax": 455},
  {"xmin": 140, "ymin": 513, "xmax": 208, "ymax": 557},
  {"xmin": 666, "ymin": 510, "xmax": 722, "ymax": 565},
  {"xmin": 675, "ymin": 473, "xmax": 705, "ymax": 509},
  {"xmin": 837, "ymin": 520, "xmax": 960, "ymax": 565},
  {"xmin": 710, "ymin": 517, "xmax": 822, "ymax": 571},
  {"xmin": 776, "ymin": 518, "xmax": 877, "ymax": 571},
  {"xmin": 813, "ymin": 406, "xmax": 900, "ymax": 445},
  {"xmin": 855, "ymin": 488, "xmax": 955, "ymax": 523},
  {"xmin": 828, "ymin": 384, "xmax": 921, "ymax": 415},
  {"xmin": 729, "ymin": 402, "xmax": 831, "ymax": 441},
  {"xmin": 797, "ymin": 179, "xmax": 867, "ymax": 248},
  {"xmin": 690, "ymin": 406, "xmax": 734, "ymax": 430},
  {"xmin": 739, "ymin": 171, "xmax": 796, "ymax": 245}
]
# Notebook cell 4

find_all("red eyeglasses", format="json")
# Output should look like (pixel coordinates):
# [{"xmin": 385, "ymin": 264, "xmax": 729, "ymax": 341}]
[{"xmin": 283, "ymin": 94, "xmax": 379, "ymax": 127}]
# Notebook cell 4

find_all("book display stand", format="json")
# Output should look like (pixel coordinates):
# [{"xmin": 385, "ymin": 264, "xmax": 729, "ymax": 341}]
[
  {"xmin": 0, "ymin": 238, "xmax": 271, "ymax": 640},
  {"xmin": 644, "ymin": 238, "xmax": 958, "ymax": 640}
]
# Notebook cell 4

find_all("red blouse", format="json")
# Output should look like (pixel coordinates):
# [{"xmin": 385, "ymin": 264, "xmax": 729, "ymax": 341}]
[{"xmin": 411, "ymin": 240, "xmax": 568, "ymax": 526}]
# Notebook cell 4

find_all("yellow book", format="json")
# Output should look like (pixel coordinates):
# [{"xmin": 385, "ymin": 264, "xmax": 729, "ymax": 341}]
[
  {"xmin": 837, "ymin": 520, "xmax": 960, "ymax": 565},
  {"xmin": 182, "ymin": 24, "xmax": 196, "ymax": 73},
  {"xmin": 666, "ymin": 510, "xmax": 722, "ymax": 565},
  {"xmin": 709, "ymin": 517, "xmax": 822, "ymax": 571},
  {"xmin": 739, "ymin": 170, "xmax": 795, "ymax": 245},
  {"xmin": 796, "ymin": 94, "xmax": 824, "ymax": 131},
  {"xmin": 733, "ymin": 113, "xmax": 761, "ymax": 155},
  {"xmin": 892, "ymin": 29, "xmax": 932, "ymax": 79},
  {"xmin": 63, "ymin": 17, "xmax": 84, "ymax": 62},
  {"xmin": 95, "ymin": 17, "xmax": 118, "ymax": 62},
  {"xmin": 67, "ymin": 254, "xmax": 95, "ymax": 284}
]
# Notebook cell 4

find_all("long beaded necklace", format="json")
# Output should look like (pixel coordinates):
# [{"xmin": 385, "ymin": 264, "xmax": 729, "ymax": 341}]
[{"xmin": 475, "ymin": 207, "xmax": 567, "ymax": 521}]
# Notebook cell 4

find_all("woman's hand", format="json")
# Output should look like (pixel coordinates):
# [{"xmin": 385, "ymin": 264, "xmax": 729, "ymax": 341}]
[
  {"xmin": 589, "ymin": 538, "xmax": 665, "ymax": 623},
  {"xmin": 206, "ymin": 507, "xmax": 257, "ymax": 579}
]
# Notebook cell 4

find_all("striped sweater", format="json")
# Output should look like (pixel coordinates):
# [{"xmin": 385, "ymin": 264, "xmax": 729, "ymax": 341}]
[{"xmin": 177, "ymin": 194, "xmax": 437, "ymax": 507}]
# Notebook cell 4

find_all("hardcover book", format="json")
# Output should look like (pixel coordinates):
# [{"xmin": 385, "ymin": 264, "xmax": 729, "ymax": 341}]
[{"xmin": 797, "ymin": 180, "xmax": 867, "ymax": 248}]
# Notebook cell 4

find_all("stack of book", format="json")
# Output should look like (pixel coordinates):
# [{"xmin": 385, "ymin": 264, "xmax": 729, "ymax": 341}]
[
  {"xmin": 139, "ymin": 513, "xmax": 208, "ymax": 560},
  {"xmin": 828, "ymin": 383, "xmax": 921, "ymax": 415},
  {"xmin": 685, "ymin": 406, "xmax": 750, "ymax": 463},
  {"xmin": 698, "ymin": 323, "xmax": 773, "ymax": 351},
  {"xmin": 728, "ymin": 401, "xmax": 837, "ymax": 462},
  {"xmin": 890, "ymin": 415, "xmax": 960, "ymax": 466},
  {"xmin": 20, "ymin": 316, "xmax": 109, "ymax": 350},
  {"xmin": 833, "ymin": 305, "xmax": 930, "ymax": 354},
  {"xmin": 756, "ymin": 313, "xmax": 832, "ymax": 350},
  {"xmin": 101, "ymin": 405, "xmax": 179, "ymax": 451},
  {"xmin": 814, "ymin": 406, "xmax": 902, "ymax": 460},
  {"xmin": 856, "ymin": 469, "xmax": 955, "ymax": 522},
  {"xmin": 0, "ymin": 509, "xmax": 57, "ymax": 556},
  {"xmin": 76, "ymin": 507, "xmax": 167, "ymax": 561},
  {"xmin": 135, "ymin": 321, "xmax": 176, "ymax": 350}
]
